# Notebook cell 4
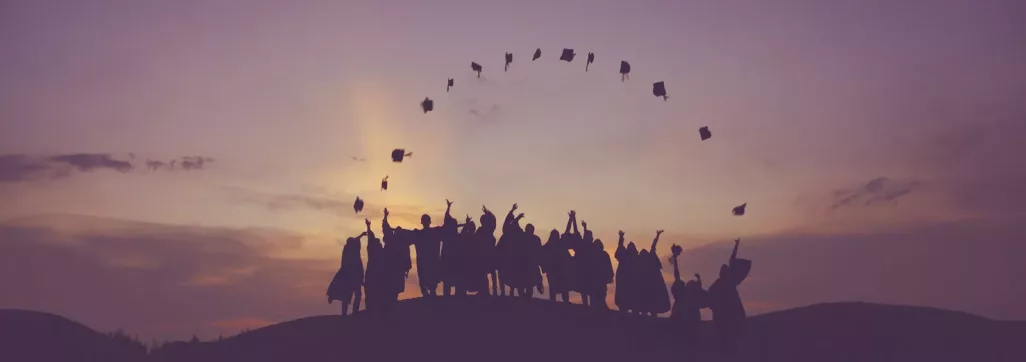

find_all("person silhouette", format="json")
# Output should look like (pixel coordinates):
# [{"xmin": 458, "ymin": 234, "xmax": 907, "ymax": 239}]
[
  {"xmin": 591, "ymin": 238, "xmax": 614, "ymax": 309},
  {"xmin": 327, "ymin": 222, "xmax": 368, "ymax": 315},
  {"xmin": 440, "ymin": 200, "xmax": 464, "ymax": 297},
  {"xmin": 542, "ymin": 229, "xmax": 570, "ymax": 303},
  {"xmin": 453, "ymin": 215, "xmax": 477, "ymax": 296},
  {"xmin": 637, "ymin": 230, "xmax": 671, "ymax": 316},
  {"xmin": 573, "ymin": 219, "xmax": 593, "ymax": 306},
  {"xmin": 382, "ymin": 209, "xmax": 412, "ymax": 310},
  {"xmin": 708, "ymin": 238, "xmax": 752, "ymax": 353},
  {"xmin": 515, "ymin": 223, "xmax": 544, "ymax": 298},
  {"xmin": 496, "ymin": 203, "xmax": 523, "ymax": 296},
  {"xmin": 410, "ymin": 200, "xmax": 452, "ymax": 297},
  {"xmin": 670, "ymin": 244, "xmax": 706, "ymax": 344},
  {"xmin": 364, "ymin": 218, "xmax": 386, "ymax": 312},
  {"xmin": 474, "ymin": 206, "xmax": 499, "ymax": 296},
  {"xmin": 561, "ymin": 210, "xmax": 583, "ymax": 304},
  {"xmin": 614, "ymin": 231, "xmax": 639, "ymax": 314}
]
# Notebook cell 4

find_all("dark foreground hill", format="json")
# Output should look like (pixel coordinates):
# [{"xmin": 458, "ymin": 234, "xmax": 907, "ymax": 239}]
[
  {"xmin": 5, "ymin": 298, "xmax": 1026, "ymax": 362},
  {"xmin": 0, "ymin": 309, "xmax": 147, "ymax": 362}
]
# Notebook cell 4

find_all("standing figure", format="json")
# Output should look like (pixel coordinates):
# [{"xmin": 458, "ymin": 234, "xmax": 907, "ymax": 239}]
[
  {"xmin": 364, "ymin": 218, "xmax": 386, "ymax": 311},
  {"xmin": 591, "ymin": 238, "xmax": 614, "ymax": 309},
  {"xmin": 614, "ymin": 231, "xmax": 639, "ymax": 314},
  {"xmin": 411, "ymin": 201, "xmax": 451, "ymax": 297},
  {"xmin": 496, "ymin": 204, "xmax": 523, "ymax": 296},
  {"xmin": 638, "ymin": 230, "xmax": 671, "ymax": 316},
  {"xmin": 708, "ymin": 238, "xmax": 752, "ymax": 353},
  {"xmin": 561, "ymin": 210, "xmax": 583, "ymax": 304},
  {"xmin": 474, "ymin": 206, "xmax": 499, "ymax": 296},
  {"xmin": 670, "ymin": 244, "xmax": 706, "ymax": 343},
  {"xmin": 542, "ymin": 229, "xmax": 571, "ymax": 303},
  {"xmin": 382, "ymin": 209, "xmax": 412, "ymax": 310},
  {"xmin": 515, "ymin": 223, "xmax": 544, "ymax": 298},
  {"xmin": 440, "ymin": 200, "xmax": 463, "ymax": 296},
  {"xmin": 327, "ymin": 222, "xmax": 368, "ymax": 315}
]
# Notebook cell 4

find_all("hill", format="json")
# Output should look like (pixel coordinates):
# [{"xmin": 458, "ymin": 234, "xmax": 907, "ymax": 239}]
[
  {"xmin": 0, "ymin": 309, "xmax": 147, "ymax": 362},
  {"xmin": 4, "ymin": 298, "xmax": 1025, "ymax": 362},
  {"xmin": 148, "ymin": 297, "xmax": 1026, "ymax": 362}
]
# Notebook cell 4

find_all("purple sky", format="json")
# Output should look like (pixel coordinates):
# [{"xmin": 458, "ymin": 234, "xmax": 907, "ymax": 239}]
[{"xmin": 1, "ymin": 0, "xmax": 1025, "ymax": 341}]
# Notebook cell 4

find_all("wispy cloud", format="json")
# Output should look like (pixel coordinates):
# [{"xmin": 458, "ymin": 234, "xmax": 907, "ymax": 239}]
[
  {"xmin": 219, "ymin": 186, "xmax": 435, "ymax": 225},
  {"xmin": 0, "ymin": 153, "xmax": 216, "ymax": 183},
  {"xmin": 831, "ymin": 177, "xmax": 923, "ymax": 210}
]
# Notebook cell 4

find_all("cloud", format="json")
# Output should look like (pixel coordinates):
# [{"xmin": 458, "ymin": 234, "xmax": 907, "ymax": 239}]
[
  {"xmin": 0, "ymin": 214, "xmax": 423, "ymax": 341},
  {"xmin": 220, "ymin": 187, "xmax": 435, "ymax": 225},
  {"xmin": 48, "ymin": 153, "xmax": 133, "ymax": 173},
  {"xmin": 0, "ymin": 153, "xmax": 217, "ymax": 183},
  {"xmin": 830, "ymin": 177, "xmax": 923, "ymax": 210}
]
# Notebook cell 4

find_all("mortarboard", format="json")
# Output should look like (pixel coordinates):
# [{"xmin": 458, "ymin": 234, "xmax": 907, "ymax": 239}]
[
  {"xmin": 354, "ymin": 197, "xmax": 364, "ymax": 213},
  {"xmin": 505, "ymin": 52, "xmax": 513, "ymax": 72},
  {"xmin": 532, "ymin": 48, "xmax": 541, "ymax": 61},
  {"xmin": 619, "ymin": 61, "xmax": 631, "ymax": 82},
  {"xmin": 653, "ymin": 81, "xmax": 668, "ymax": 101},
  {"xmin": 560, "ymin": 48, "xmax": 575, "ymax": 62},
  {"xmin": 447, "ymin": 78, "xmax": 453, "ymax": 92},
  {"xmin": 421, "ymin": 97, "xmax": 434, "ymax": 113},
  {"xmin": 699, "ymin": 126, "xmax": 712, "ymax": 141},
  {"xmin": 471, "ymin": 62, "xmax": 482, "ymax": 78},
  {"xmin": 732, "ymin": 203, "xmax": 747, "ymax": 216},
  {"xmin": 586, "ymin": 52, "xmax": 594, "ymax": 71},
  {"xmin": 391, "ymin": 149, "xmax": 413, "ymax": 163},
  {"xmin": 381, "ymin": 176, "xmax": 389, "ymax": 191}
]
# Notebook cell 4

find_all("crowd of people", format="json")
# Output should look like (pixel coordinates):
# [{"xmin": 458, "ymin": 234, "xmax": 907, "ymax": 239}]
[{"xmin": 327, "ymin": 201, "xmax": 752, "ymax": 348}]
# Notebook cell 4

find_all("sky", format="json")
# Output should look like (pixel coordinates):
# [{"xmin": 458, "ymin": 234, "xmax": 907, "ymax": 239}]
[{"xmin": 1, "ymin": 0, "xmax": 1025, "ymax": 341}]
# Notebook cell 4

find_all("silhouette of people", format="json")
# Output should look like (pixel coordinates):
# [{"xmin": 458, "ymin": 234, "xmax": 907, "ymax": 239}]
[
  {"xmin": 364, "ymin": 218, "xmax": 387, "ymax": 311},
  {"xmin": 512, "ymin": 222, "xmax": 544, "ymax": 298},
  {"xmin": 327, "ymin": 221, "xmax": 368, "ymax": 315},
  {"xmin": 562, "ymin": 210, "xmax": 584, "ymax": 305},
  {"xmin": 708, "ymin": 238, "xmax": 752, "ymax": 352},
  {"xmin": 410, "ymin": 201, "xmax": 453, "ymax": 297},
  {"xmin": 637, "ymin": 230, "xmax": 671, "ymax": 316},
  {"xmin": 473, "ymin": 206, "xmax": 499, "ymax": 296},
  {"xmin": 541, "ymin": 229, "xmax": 571, "ymax": 303},
  {"xmin": 614, "ymin": 231, "xmax": 639, "ymax": 314},
  {"xmin": 440, "ymin": 200, "xmax": 464, "ymax": 297},
  {"xmin": 590, "ymin": 238, "xmax": 614, "ymax": 309},
  {"xmin": 496, "ymin": 204, "xmax": 524, "ymax": 296},
  {"xmin": 670, "ymin": 244, "xmax": 706, "ymax": 343},
  {"xmin": 381, "ymin": 209, "xmax": 413, "ymax": 311},
  {"xmin": 573, "ymin": 219, "xmax": 594, "ymax": 306}
]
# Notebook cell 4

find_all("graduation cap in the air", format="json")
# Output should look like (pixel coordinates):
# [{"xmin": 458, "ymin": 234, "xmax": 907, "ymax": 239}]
[
  {"xmin": 620, "ymin": 61, "xmax": 631, "ymax": 82},
  {"xmin": 732, "ymin": 203, "xmax": 747, "ymax": 216},
  {"xmin": 586, "ymin": 52, "xmax": 594, "ymax": 71},
  {"xmin": 653, "ymin": 81, "xmax": 668, "ymax": 101},
  {"xmin": 560, "ymin": 48, "xmax": 575, "ymax": 62},
  {"xmin": 532, "ymin": 48, "xmax": 541, "ymax": 61},
  {"xmin": 447, "ymin": 78, "xmax": 453, "ymax": 92},
  {"xmin": 471, "ymin": 62, "xmax": 482, "ymax": 78},
  {"xmin": 699, "ymin": 126, "xmax": 712, "ymax": 141},
  {"xmin": 354, "ymin": 197, "xmax": 365, "ymax": 213},
  {"xmin": 391, "ymin": 149, "xmax": 413, "ymax": 163},
  {"xmin": 381, "ymin": 176, "xmax": 389, "ymax": 191},
  {"xmin": 505, "ymin": 53, "xmax": 513, "ymax": 72},
  {"xmin": 421, "ymin": 97, "xmax": 434, "ymax": 113}
]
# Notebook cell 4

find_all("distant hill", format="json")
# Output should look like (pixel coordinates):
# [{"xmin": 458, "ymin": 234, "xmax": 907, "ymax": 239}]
[
  {"xmin": 0, "ymin": 309, "xmax": 147, "ymax": 362},
  {"xmin": 4, "ymin": 298, "xmax": 1025, "ymax": 362}
]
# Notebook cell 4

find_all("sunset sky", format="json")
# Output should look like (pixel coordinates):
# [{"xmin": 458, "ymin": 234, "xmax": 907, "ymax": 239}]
[{"xmin": 2, "ymin": 0, "xmax": 1024, "ymax": 341}]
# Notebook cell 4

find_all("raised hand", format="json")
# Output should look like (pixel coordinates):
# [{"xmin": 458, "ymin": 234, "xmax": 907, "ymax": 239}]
[
  {"xmin": 482, "ymin": 205, "xmax": 490, "ymax": 213},
  {"xmin": 657, "ymin": 230, "xmax": 665, "ymax": 236},
  {"xmin": 465, "ymin": 214, "xmax": 472, "ymax": 223},
  {"xmin": 511, "ymin": 203, "xmax": 518, "ymax": 211},
  {"xmin": 365, "ymin": 218, "xmax": 371, "ymax": 227},
  {"xmin": 582, "ymin": 221, "xmax": 588, "ymax": 229},
  {"xmin": 516, "ymin": 213, "xmax": 525, "ymax": 219},
  {"xmin": 383, "ymin": 208, "xmax": 390, "ymax": 217},
  {"xmin": 446, "ymin": 199, "xmax": 453, "ymax": 207},
  {"xmin": 735, "ymin": 238, "xmax": 741, "ymax": 245},
  {"xmin": 618, "ymin": 230, "xmax": 625, "ymax": 237}
]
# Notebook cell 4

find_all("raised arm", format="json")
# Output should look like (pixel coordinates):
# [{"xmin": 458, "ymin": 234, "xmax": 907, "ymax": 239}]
[
  {"xmin": 651, "ymin": 230, "xmax": 664, "ymax": 252},
  {"xmin": 672, "ymin": 255, "xmax": 681, "ymax": 282},
  {"xmin": 364, "ymin": 218, "xmax": 375, "ymax": 239},
  {"xmin": 571, "ymin": 211, "xmax": 580, "ymax": 236},
  {"xmin": 582, "ymin": 221, "xmax": 589, "ymax": 235},
  {"xmin": 504, "ymin": 203, "xmax": 518, "ymax": 228},
  {"xmin": 730, "ymin": 238, "xmax": 740, "ymax": 262},
  {"xmin": 564, "ymin": 211, "xmax": 574, "ymax": 235},
  {"xmin": 382, "ymin": 208, "xmax": 392, "ymax": 234}
]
